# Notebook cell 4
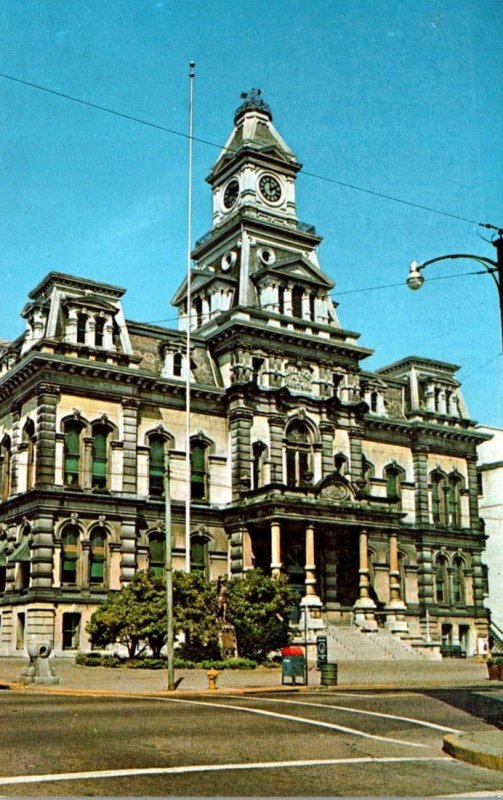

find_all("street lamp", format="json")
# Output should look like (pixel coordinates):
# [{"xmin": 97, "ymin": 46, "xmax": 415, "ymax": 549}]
[{"xmin": 407, "ymin": 231, "xmax": 503, "ymax": 350}]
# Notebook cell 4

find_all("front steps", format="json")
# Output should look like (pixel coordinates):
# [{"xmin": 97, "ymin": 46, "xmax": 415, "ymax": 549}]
[{"xmin": 325, "ymin": 624, "xmax": 428, "ymax": 661}]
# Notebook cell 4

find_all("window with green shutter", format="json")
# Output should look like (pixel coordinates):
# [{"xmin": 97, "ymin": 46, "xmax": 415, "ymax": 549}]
[
  {"xmin": 191, "ymin": 441, "xmax": 207, "ymax": 501},
  {"xmin": 92, "ymin": 426, "xmax": 109, "ymax": 489},
  {"xmin": 149, "ymin": 436, "xmax": 165, "ymax": 497},
  {"xmin": 64, "ymin": 422, "xmax": 82, "ymax": 486},
  {"xmin": 89, "ymin": 528, "xmax": 106, "ymax": 584},
  {"xmin": 190, "ymin": 537, "xmax": 207, "ymax": 577},
  {"xmin": 61, "ymin": 525, "xmax": 79, "ymax": 585},
  {"xmin": 149, "ymin": 534, "xmax": 165, "ymax": 575}
]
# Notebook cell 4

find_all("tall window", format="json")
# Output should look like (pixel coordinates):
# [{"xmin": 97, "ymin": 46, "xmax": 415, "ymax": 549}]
[
  {"xmin": 89, "ymin": 528, "xmax": 106, "ymax": 585},
  {"xmin": 292, "ymin": 286, "xmax": 303, "ymax": 318},
  {"xmin": 431, "ymin": 470, "xmax": 448, "ymax": 526},
  {"xmin": 191, "ymin": 439, "xmax": 208, "ymax": 501},
  {"xmin": 77, "ymin": 313, "xmax": 87, "ymax": 344},
  {"xmin": 61, "ymin": 525, "xmax": 79, "ymax": 585},
  {"xmin": 434, "ymin": 555, "xmax": 448, "ymax": 604},
  {"xmin": 385, "ymin": 464, "xmax": 403, "ymax": 506},
  {"xmin": 23, "ymin": 420, "xmax": 36, "ymax": 490},
  {"xmin": 149, "ymin": 435, "xmax": 166, "ymax": 497},
  {"xmin": 148, "ymin": 533, "xmax": 165, "ymax": 575},
  {"xmin": 448, "ymin": 474, "xmax": 462, "ymax": 528},
  {"xmin": 285, "ymin": 420, "xmax": 312, "ymax": 488},
  {"xmin": 94, "ymin": 316, "xmax": 105, "ymax": 347},
  {"xmin": 62, "ymin": 613, "xmax": 81, "ymax": 650},
  {"xmin": 190, "ymin": 535, "xmax": 208, "ymax": 577},
  {"xmin": 92, "ymin": 424, "xmax": 109, "ymax": 490},
  {"xmin": 252, "ymin": 441, "xmax": 267, "ymax": 489},
  {"xmin": 451, "ymin": 556, "xmax": 465, "ymax": 605},
  {"xmin": 0, "ymin": 436, "xmax": 11, "ymax": 501},
  {"xmin": 194, "ymin": 297, "xmax": 203, "ymax": 327},
  {"xmin": 278, "ymin": 286, "xmax": 285, "ymax": 314},
  {"xmin": 173, "ymin": 352, "xmax": 183, "ymax": 377},
  {"xmin": 64, "ymin": 421, "xmax": 83, "ymax": 486}
]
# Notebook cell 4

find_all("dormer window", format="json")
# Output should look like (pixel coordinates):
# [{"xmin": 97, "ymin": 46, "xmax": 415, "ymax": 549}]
[
  {"xmin": 77, "ymin": 314, "xmax": 87, "ymax": 344},
  {"xmin": 173, "ymin": 352, "xmax": 183, "ymax": 377}
]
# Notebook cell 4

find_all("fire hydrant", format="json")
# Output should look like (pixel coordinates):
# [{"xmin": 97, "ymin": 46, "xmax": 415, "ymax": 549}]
[{"xmin": 207, "ymin": 667, "xmax": 219, "ymax": 690}]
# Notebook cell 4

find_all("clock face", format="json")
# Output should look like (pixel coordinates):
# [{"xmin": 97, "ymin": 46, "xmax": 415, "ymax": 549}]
[
  {"xmin": 223, "ymin": 179, "xmax": 239, "ymax": 210},
  {"xmin": 259, "ymin": 174, "xmax": 282, "ymax": 203}
]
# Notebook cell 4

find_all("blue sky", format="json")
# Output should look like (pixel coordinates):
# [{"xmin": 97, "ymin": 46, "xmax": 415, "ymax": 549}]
[{"xmin": 1, "ymin": 0, "xmax": 502, "ymax": 426}]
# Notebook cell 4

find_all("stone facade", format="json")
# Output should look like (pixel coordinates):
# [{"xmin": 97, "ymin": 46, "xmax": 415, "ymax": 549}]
[{"xmin": 0, "ymin": 92, "xmax": 491, "ymax": 656}]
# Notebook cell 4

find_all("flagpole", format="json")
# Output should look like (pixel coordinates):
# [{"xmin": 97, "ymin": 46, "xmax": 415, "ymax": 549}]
[{"xmin": 185, "ymin": 61, "xmax": 195, "ymax": 573}]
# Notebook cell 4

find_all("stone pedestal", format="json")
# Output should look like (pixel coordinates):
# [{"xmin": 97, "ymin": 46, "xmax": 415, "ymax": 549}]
[
  {"xmin": 218, "ymin": 623, "xmax": 238, "ymax": 659},
  {"xmin": 20, "ymin": 641, "xmax": 59, "ymax": 685}
]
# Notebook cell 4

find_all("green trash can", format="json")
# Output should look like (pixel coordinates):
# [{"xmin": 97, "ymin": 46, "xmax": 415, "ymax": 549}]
[{"xmin": 320, "ymin": 662, "xmax": 338, "ymax": 686}]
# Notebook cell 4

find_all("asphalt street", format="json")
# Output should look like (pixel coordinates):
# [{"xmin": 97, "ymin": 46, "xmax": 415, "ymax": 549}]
[{"xmin": 1, "ymin": 688, "xmax": 503, "ymax": 796}]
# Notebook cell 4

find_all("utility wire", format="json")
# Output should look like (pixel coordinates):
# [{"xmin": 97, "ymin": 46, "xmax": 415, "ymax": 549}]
[{"xmin": 0, "ymin": 71, "xmax": 485, "ymax": 228}]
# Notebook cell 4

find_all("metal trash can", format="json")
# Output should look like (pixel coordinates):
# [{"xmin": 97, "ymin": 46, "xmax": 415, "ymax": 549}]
[
  {"xmin": 281, "ymin": 645, "xmax": 305, "ymax": 685},
  {"xmin": 320, "ymin": 662, "xmax": 338, "ymax": 686}
]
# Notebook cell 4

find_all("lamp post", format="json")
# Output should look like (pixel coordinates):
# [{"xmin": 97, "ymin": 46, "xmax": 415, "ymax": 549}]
[{"xmin": 407, "ymin": 232, "xmax": 503, "ymax": 351}]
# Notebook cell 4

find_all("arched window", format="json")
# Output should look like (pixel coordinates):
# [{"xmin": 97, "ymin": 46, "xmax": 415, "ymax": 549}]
[
  {"xmin": 94, "ymin": 316, "xmax": 105, "ymax": 347},
  {"xmin": 285, "ymin": 420, "xmax": 312, "ymax": 488},
  {"xmin": 434, "ymin": 555, "xmax": 448, "ymax": 604},
  {"xmin": 61, "ymin": 525, "xmax": 79, "ymax": 585},
  {"xmin": 23, "ymin": 420, "xmax": 36, "ymax": 490},
  {"xmin": 191, "ymin": 439, "xmax": 208, "ymax": 501},
  {"xmin": 91, "ymin": 424, "xmax": 110, "ymax": 490},
  {"xmin": 0, "ymin": 436, "xmax": 11, "ymax": 501},
  {"xmin": 190, "ymin": 534, "xmax": 209, "ymax": 577},
  {"xmin": 77, "ymin": 313, "xmax": 88, "ymax": 344},
  {"xmin": 89, "ymin": 528, "xmax": 107, "ymax": 585},
  {"xmin": 64, "ymin": 420, "xmax": 84, "ymax": 487},
  {"xmin": 148, "ymin": 532, "xmax": 165, "ymax": 576},
  {"xmin": 448, "ymin": 473, "xmax": 462, "ymax": 528},
  {"xmin": 451, "ymin": 556, "xmax": 465, "ymax": 605},
  {"xmin": 149, "ymin": 434, "xmax": 166, "ymax": 497},
  {"xmin": 431, "ymin": 470, "xmax": 448, "ymax": 526},
  {"xmin": 292, "ymin": 286, "xmax": 303, "ymax": 318},
  {"xmin": 252, "ymin": 441, "xmax": 267, "ymax": 490}
]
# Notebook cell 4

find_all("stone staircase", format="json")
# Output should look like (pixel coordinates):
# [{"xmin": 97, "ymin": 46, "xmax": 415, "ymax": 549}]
[{"xmin": 325, "ymin": 624, "xmax": 427, "ymax": 661}]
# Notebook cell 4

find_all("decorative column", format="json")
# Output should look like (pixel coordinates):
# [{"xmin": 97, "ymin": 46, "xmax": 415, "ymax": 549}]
[
  {"xmin": 30, "ymin": 513, "xmax": 55, "ymax": 593},
  {"xmin": 35, "ymin": 384, "xmax": 60, "ymax": 488},
  {"xmin": 268, "ymin": 414, "xmax": 285, "ymax": 484},
  {"xmin": 353, "ymin": 529, "xmax": 377, "ymax": 630},
  {"xmin": 319, "ymin": 422, "xmax": 335, "ymax": 479},
  {"xmin": 270, "ymin": 520, "xmax": 282, "ymax": 578},
  {"xmin": 120, "ymin": 517, "xmax": 137, "ymax": 585},
  {"xmin": 229, "ymin": 406, "xmax": 254, "ymax": 500},
  {"xmin": 121, "ymin": 398, "xmax": 139, "ymax": 495},
  {"xmin": 300, "ymin": 524, "xmax": 323, "ymax": 631},
  {"xmin": 412, "ymin": 443, "xmax": 430, "ymax": 525},
  {"xmin": 466, "ymin": 452, "xmax": 481, "ymax": 529},
  {"xmin": 417, "ymin": 544, "xmax": 435, "ymax": 641},
  {"xmin": 9, "ymin": 403, "xmax": 21, "ymax": 495},
  {"xmin": 348, "ymin": 427, "xmax": 363, "ymax": 483},
  {"xmin": 385, "ymin": 532, "xmax": 408, "ymax": 633}
]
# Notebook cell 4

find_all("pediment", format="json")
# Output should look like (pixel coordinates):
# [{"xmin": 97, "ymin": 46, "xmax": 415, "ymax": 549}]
[
  {"xmin": 172, "ymin": 271, "xmax": 237, "ymax": 305},
  {"xmin": 255, "ymin": 256, "xmax": 334, "ymax": 290},
  {"xmin": 315, "ymin": 474, "xmax": 356, "ymax": 503}
]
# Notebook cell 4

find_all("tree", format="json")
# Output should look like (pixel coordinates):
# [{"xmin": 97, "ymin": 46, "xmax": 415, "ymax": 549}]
[
  {"xmin": 86, "ymin": 570, "xmax": 220, "ymax": 660},
  {"xmin": 226, "ymin": 569, "xmax": 295, "ymax": 662}
]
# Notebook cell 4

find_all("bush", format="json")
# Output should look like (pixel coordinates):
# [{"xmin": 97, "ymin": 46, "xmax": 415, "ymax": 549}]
[{"xmin": 75, "ymin": 652, "xmax": 123, "ymax": 668}]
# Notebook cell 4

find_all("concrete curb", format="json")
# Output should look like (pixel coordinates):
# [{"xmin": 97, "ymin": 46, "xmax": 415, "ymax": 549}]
[{"xmin": 443, "ymin": 731, "xmax": 503, "ymax": 772}]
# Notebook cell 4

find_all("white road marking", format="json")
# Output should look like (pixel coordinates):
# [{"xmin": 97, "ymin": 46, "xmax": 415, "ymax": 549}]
[
  {"xmin": 234, "ymin": 695, "xmax": 461, "ymax": 734},
  {"xmin": 154, "ymin": 696, "xmax": 428, "ymax": 747},
  {"xmin": 0, "ymin": 756, "xmax": 452, "ymax": 787}
]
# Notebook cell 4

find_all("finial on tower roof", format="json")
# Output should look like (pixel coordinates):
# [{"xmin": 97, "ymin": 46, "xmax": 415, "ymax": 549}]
[{"xmin": 234, "ymin": 88, "xmax": 272, "ymax": 123}]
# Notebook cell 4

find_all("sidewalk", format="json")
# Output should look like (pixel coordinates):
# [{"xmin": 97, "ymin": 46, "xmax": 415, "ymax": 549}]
[{"xmin": 1, "ymin": 657, "xmax": 502, "ymax": 773}]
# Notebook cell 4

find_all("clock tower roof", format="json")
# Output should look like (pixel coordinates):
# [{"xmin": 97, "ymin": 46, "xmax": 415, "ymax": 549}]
[{"xmin": 208, "ymin": 89, "xmax": 299, "ymax": 184}]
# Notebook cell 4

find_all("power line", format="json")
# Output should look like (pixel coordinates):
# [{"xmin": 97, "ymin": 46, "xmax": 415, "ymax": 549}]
[{"xmin": 0, "ymin": 71, "xmax": 484, "ymax": 227}]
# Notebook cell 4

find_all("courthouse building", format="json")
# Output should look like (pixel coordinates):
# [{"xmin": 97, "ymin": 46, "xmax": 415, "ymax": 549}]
[{"xmin": 0, "ymin": 92, "xmax": 491, "ymax": 656}]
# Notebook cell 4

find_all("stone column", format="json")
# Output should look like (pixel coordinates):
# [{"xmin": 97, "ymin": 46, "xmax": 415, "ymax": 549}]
[
  {"xmin": 120, "ymin": 517, "xmax": 137, "ymax": 585},
  {"xmin": 229, "ymin": 407, "xmax": 254, "ymax": 500},
  {"xmin": 412, "ymin": 443, "xmax": 430, "ymax": 526},
  {"xmin": 35, "ymin": 384, "xmax": 60, "ymax": 488},
  {"xmin": 300, "ymin": 524, "xmax": 323, "ymax": 632},
  {"xmin": 9, "ymin": 403, "xmax": 21, "ymax": 495},
  {"xmin": 385, "ymin": 532, "xmax": 408, "ymax": 633},
  {"xmin": 268, "ymin": 414, "xmax": 285, "ymax": 484},
  {"xmin": 30, "ymin": 513, "xmax": 55, "ymax": 592},
  {"xmin": 270, "ymin": 520, "xmax": 282, "ymax": 578},
  {"xmin": 121, "ymin": 399, "xmax": 139, "ymax": 495},
  {"xmin": 466, "ymin": 452, "xmax": 480, "ymax": 529},
  {"xmin": 319, "ymin": 422, "xmax": 335, "ymax": 479},
  {"xmin": 417, "ymin": 544, "xmax": 435, "ymax": 640},
  {"xmin": 353, "ymin": 529, "xmax": 377, "ymax": 630},
  {"xmin": 472, "ymin": 550, "xmax": 485, "ymax": 609},
  {"xmin": 348, "ymin": 427, "xmax": 363, "ymax": 483}
]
